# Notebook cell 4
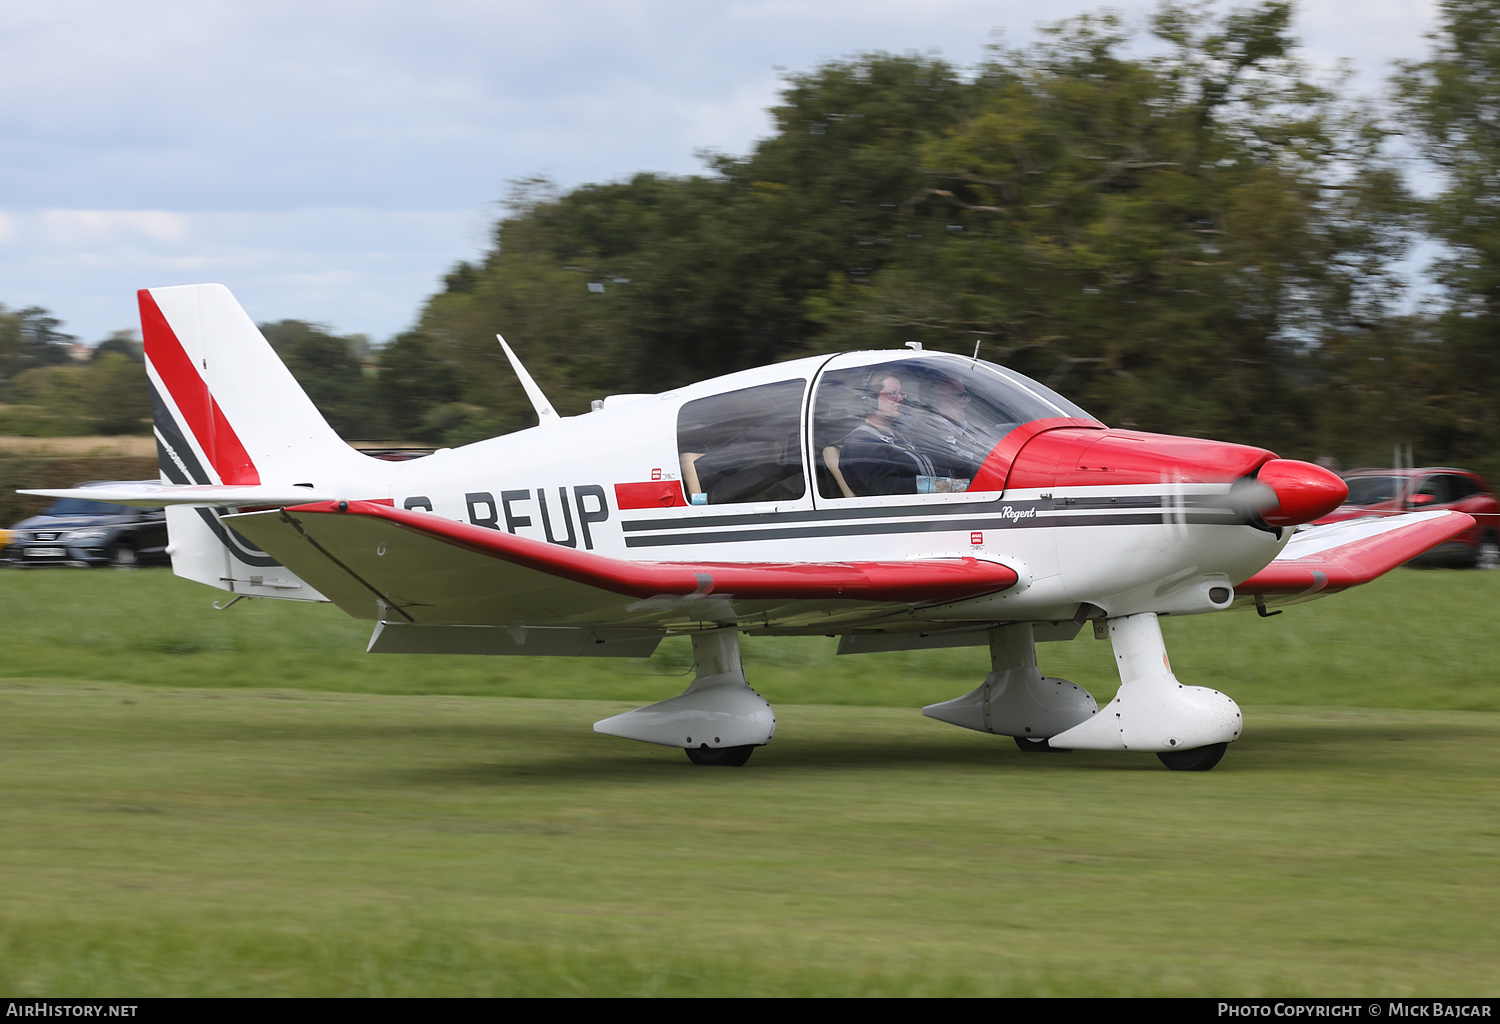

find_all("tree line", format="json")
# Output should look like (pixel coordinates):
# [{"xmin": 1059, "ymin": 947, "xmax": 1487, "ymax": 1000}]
[{"xmin": 3, "ymin": 1, "xmax": 1497, "ymax": 479}]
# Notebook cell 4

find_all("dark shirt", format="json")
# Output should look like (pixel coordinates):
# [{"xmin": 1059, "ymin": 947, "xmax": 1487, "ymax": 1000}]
[
  {"xmin": 839, "ymin": 422, "xmax": 936, "ymax": 496},
  {"xmin": 908, "ymin": 414, "xmax": 991, "ymax": 480}
]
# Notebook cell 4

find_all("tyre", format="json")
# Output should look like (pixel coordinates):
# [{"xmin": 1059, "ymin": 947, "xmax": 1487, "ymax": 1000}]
[
  {"xmin": 1156, "ymin": 742, "xmax": 1228, "ymax": 771},
  {"xmin": 1013, "ymin": 736, "xmax": 1067, "ymax": 753},
  {"xmin": 684, "ymin": 745, "xmax": 754, "ymax": 767}
]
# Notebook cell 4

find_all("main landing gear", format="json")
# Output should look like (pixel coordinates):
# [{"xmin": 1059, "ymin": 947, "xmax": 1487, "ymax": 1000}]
[
  {"xmin": 924, "ymin": 615, "xmax": 1242, "ymax": 771},
  {"xmin": 685, "ymin": 745, "xmax": 756, "ymax": 767},
  {"xmin": 595, "ymin": 614, "xmax": 1240, "ymax": 771},
  {"xmin": 593, "ymin": 629, "xmax": 775, "ymax": 767},
  {"xmin": 1155, "ymin": 742, "xmax": 1228, "ymax": 772}
]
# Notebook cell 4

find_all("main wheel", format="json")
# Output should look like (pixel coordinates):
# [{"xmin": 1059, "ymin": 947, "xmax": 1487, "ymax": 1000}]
[
  {"xmin": 1156, "ymin": 742, "xmax": 1228, "ymax": 772},
  {"xmin": 1014, "ymin": 736, "xmax": 1067, "ymax": 753},
  {"xmin": 107, "ymin": 544, "xmax": 138, "ymax": 569},
  {"xmin": 685, "ymin": 744, "xmax": 754, "ymax": 767}
]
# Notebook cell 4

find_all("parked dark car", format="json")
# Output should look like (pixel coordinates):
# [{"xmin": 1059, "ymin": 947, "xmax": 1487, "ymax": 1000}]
[
  {"xmin": 1313, "ymin": 468, "xmax": 1500, "ymax": 570},
  {"xmin": 2, "ymin": 481, "xmax": 169, "ymax": 568}
]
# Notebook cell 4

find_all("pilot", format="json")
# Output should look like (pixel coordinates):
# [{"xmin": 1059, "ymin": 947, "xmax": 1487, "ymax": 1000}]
[
  {"xmin": 908, "ymin": 373, "xmax": 990, "ymax": 481},
  {"xmin": 838, "ymin": 371, "xmax": 936, "ymax": 496}
]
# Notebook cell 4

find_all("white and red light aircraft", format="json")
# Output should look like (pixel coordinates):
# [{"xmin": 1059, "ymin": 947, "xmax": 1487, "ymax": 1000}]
[{"xmin": 27, "ymin": 284, "xmax": 1475, "ymax": 770}]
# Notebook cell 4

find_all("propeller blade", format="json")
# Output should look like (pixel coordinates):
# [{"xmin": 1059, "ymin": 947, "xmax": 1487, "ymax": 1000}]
[{"xmin": 1226, "ymin": 476, "xmax": 1278, "ymax": 522}]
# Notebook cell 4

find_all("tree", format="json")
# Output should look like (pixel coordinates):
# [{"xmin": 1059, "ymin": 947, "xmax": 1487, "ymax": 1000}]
[
  {"xmin": 259, "ymin": 320, "xmax": 383, "ymax": 438},
  {"xmin": 375, "ymin": 330, "xmax": 465, "ymax": 443},
  {"xmin": 1393, "ymin": 0, "xmax": 1500, "ymax": 477},
  {"xmin": 92, "ymin": 330, "xmax": 143, "ymax": 363},
  {"xmin": 2, "ymin": 312, "xmax": 152, "ymax": 434},
  {"xmin": 407, "ymin": 53, "xmax": 975, "ymax": 427},
  {"xmin": 397, "ymin": 3, "xmax": 1416, "ymax": 460},
  {"xmin": 0, "ymin": 304, "xmax": 75, "ymax": 402},
  {"xmin": 84, "ymin": 351, "xmax": 151, "ymax": 434},
  {"xmin": 810, "ymin": 3, "xmax": 1406, "ymax": 451}
]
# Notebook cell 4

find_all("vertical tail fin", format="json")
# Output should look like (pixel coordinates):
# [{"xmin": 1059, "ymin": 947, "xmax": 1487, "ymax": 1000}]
[
  {"xmin": 141, "ymin": 283, "xmax": 372, "ymax": 601},
  {"xmin": 142, "ymin": 283, "xmax": 370, "ymax": 487}
]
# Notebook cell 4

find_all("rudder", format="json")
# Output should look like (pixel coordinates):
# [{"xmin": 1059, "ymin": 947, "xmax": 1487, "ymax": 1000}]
[
  {"xmin": 142, "ymin": 284, "xmax": 368, "ymax": 487},
  {"xmin": 141, "ymin": 283, "xmax": 372, "ymax": 601}
]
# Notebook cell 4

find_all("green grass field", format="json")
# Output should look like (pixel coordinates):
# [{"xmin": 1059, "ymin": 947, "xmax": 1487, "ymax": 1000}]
[{"xmin": 1, "ymin": 568, "xmax": 1497, "ymax": 995}]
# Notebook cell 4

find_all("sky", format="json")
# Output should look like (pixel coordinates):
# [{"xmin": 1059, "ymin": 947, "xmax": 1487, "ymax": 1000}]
[{"xmin": 1, "ymin": 0, "xmax": 1441, "ymax": 346}]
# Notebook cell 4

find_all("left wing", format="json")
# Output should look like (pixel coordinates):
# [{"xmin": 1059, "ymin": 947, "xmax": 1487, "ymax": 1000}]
[
  {"xmin": 224, "ymin": 500, "xmax": 1020, "ymax": 632},
  {"xmin": 1235, "ymin": 509, "xmax": 1475, "ymax": 607}
]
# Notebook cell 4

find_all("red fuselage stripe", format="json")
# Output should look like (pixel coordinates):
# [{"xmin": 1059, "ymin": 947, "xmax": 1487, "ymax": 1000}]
[{"xmin": 614, "ymin": 481, "xmax": 689, "ymax": 509}]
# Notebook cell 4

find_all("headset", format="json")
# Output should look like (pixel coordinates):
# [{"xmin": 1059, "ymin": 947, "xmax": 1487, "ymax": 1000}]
[{"xmin": 858, "ymin": 368, "xmax": 902, "ymax": 414}]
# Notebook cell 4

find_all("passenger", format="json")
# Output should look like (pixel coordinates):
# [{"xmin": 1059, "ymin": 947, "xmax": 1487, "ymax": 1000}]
[
  {"xmin": 838, "ymin": 371, "xmax": 936, "ymax": 496},
  {"xmin": 908, "ymin": 373, "xmax": 990, "ymax": 481}
]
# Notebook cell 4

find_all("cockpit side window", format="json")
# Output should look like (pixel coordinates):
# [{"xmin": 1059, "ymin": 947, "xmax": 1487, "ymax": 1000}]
[
  {"xmin": 677, "ymin": 379, "xmax": 807, "ymax": 505},
  {"xmin": 812, "ymin": 366, "xmax": 885, "ymax": 498},
  {"xmin": 812, "ymin": 353, "xmax": 1096, "ymax": 498}
]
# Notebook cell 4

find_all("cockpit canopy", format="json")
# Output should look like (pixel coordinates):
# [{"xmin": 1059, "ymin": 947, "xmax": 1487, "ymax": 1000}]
[{"xmin": 676, "ymin": 351, "xmax": 1099, "ymax": 505}]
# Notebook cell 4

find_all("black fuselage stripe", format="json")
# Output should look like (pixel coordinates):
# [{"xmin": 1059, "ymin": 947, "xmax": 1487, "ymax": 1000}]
[
  {"xmin": 620, "ymin": 494, "xmax": 1233, "ymax": 531},
  {"xmin": 622, "ymin": 511, "xmax": 1240, "ymax": 548}
]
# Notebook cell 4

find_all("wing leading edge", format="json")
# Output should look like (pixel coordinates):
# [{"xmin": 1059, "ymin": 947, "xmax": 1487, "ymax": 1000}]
[
  {"xmin": 223, "ymin": 499, "xmax": 1020, "ymax": 631},
  {"xmin": 1236, "ymin": 509, "xmax": 1475, "ymax": 606}
]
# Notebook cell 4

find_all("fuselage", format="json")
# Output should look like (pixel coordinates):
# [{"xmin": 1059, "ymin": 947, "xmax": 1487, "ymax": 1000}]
[{"xmin": 335, "ymin": 350, "xmax": 1333, "ymax": 627}]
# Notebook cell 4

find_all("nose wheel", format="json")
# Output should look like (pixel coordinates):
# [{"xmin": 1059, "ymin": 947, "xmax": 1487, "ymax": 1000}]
[{"xmin": 1014, "ymin": 736, "xmax": 1068, "ymax": 753}]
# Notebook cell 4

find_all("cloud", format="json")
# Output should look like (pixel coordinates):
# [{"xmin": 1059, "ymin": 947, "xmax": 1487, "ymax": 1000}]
[
  {"xmin": 0, "ymin": 207, "xmax": 487, "ymax": 341},
  {"xmin": 0, "ymin": 1, "xmax": 1099, "ymax": 211},
  {"xmin": 0, "ymin": 0, "xmax": 1444, "ymax": 343},
  {"xmin": 31, "ymin": 210, "xmax": 190, "ymax": 247}
]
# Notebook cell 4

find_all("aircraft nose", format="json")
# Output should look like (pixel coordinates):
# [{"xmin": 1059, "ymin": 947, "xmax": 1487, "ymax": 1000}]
[{"xmin": 1255, "ymin": 460, "xmax": 1347, "ymax": 527}]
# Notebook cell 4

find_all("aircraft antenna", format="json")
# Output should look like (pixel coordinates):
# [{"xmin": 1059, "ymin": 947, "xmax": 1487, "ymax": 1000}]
[{"xmin": 496, "ymin": 333, "xmax": 560, "ymax": 427}]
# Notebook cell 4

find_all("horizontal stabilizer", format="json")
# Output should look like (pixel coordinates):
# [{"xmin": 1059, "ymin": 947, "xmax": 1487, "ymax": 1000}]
[
  {"xmin": 1237, "ymin": 510, "xmax": 1475, "ymax": 601},
  {"xmin": 19, "ymin": 483, "xmax": 338, "ymax": 508}
]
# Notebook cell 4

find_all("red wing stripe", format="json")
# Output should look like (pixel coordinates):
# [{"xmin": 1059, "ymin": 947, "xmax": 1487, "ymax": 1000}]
[
  {"xmin": 287, "ymin": 500, "xmax": 1018, "ymax": 602},
  {"xmin": 1237, "ymin": 513, "xmax": 1475, "ymax": 595},
  {"xmin": 139, "ymin": 289, "xmax": 260, "ymax": 485}
]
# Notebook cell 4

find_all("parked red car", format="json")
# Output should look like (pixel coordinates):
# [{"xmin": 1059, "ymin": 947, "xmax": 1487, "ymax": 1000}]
[{"xmin": 1314, "ymin": 468, "xmax": 1500, "ymax": 569}]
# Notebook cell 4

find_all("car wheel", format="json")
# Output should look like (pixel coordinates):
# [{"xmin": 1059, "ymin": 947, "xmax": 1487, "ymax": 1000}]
[
  {"xmin": 1477, "ymin": 534, "xmax": 1500, "ymax": 571},
  {"xmin": 107, "ymin": 544, "xmax": 139, "ymax": 569}
]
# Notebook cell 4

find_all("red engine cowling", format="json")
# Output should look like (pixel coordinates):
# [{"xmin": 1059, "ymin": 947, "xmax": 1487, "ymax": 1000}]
[{"xmin": 976, "ymin": 426, "xmax": 1346, "ymax": 528}]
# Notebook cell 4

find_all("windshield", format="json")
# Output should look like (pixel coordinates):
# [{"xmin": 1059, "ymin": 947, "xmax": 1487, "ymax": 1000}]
[
  {"xmin": 812, "ymin": 352, "xmax": 1097, "ymax": 497},
  {"xmin": 42, "ymin": 498, "xmax": 133, "ymax": 517},
  {"xmin": 1343, "ymin": 476, "xmax": 1404, "ymax": 506}
]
